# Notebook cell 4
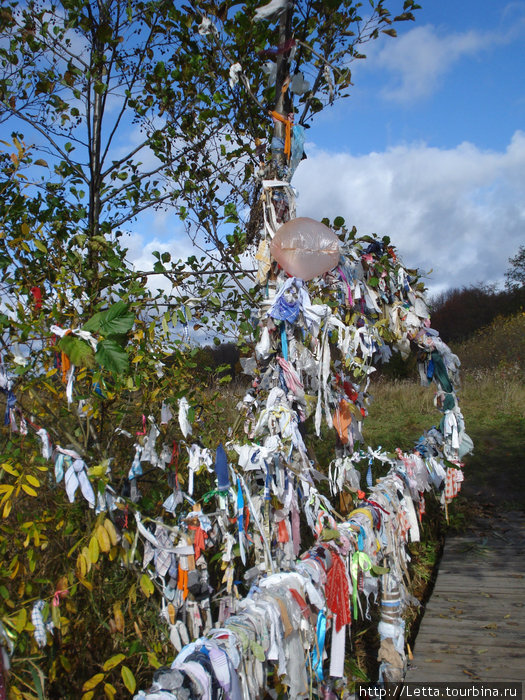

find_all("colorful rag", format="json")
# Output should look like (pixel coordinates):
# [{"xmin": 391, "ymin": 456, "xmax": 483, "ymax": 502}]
[
  {"xmin": 325, "ymin": 551, "xmax": 351, "ymax": 632},
  {"xmin": 214, "ymin": 443, "xmax": 230, "ymax": 491}
]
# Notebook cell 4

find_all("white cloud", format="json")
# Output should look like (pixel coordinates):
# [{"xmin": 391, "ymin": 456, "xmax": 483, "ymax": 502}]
[
  {"xmin": 293, "ymin": 131, "xmax": 525, "ymax": 295},
  {"xmin": 371, "ymin": 25, "xmax": 490, "ymax": 102},
  {"xmin": 367, "ymin": 13, "xmax": 525, "ymax": 104}
]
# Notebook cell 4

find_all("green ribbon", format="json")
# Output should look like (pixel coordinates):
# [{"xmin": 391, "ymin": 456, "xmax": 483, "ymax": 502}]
[
  {"xmin": 350, "ymin": 551, "xmax": 372, "ymax": 618},
  {"xmin": 202, "ymin": 488, "xmax": 230, "ymax": 503}
]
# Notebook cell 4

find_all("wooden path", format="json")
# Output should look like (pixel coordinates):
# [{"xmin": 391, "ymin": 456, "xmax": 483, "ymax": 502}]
[{"xmin": 404, "ymin": 509, "xmax": 525, "ymax": 683}]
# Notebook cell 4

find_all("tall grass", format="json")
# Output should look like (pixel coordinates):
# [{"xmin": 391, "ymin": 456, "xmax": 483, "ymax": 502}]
[{"xmin": 365, "ymin": 379, "xmax": 438, "ymax": 452}]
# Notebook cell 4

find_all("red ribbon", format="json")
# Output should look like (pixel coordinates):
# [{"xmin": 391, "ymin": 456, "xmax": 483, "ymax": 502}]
[
  {"xmin": 325, "ymin": 551, "xmax": 351, "ymax": 632},
  {"xmin": 30, "ymin": 286, "xmax": 42, "ymax": 310}
]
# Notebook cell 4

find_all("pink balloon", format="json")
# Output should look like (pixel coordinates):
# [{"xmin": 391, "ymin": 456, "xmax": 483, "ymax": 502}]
[{"xmin": 270, "ymin": 217, "xmax": 341, "ymax": 280}]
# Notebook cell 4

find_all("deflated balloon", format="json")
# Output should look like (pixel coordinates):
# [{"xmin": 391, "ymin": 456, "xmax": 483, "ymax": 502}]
[{"xmin": 270, "ymin": 217, "xmax": 341, "ymax": 280}]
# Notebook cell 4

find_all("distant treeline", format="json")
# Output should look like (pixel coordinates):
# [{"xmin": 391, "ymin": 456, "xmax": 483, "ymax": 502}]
[{"xmin": 430, "ymin": 284, "xmax": 525, "ymax": 343}]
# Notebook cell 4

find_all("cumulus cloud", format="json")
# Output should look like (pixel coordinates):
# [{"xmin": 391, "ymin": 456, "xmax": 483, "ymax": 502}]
[
  {"xmin": 369, "ymin": 22, "xmax": 518, "ymax": 102},
  {"xmin": 293, "ymin": 131, "xmax": 525, "ymax": 295}
]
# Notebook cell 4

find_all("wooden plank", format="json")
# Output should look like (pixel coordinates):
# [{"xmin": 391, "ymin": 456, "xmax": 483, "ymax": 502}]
[
  {"xmin": 404, "ymin": 512, "xmax": 525, "ymax": 683},
  {"xmin": 415, "ymin": 633, "xmax": 524, "ymax": 647},
  {"xmin": 410, "ymin": 646, "xmax": 525, "ymax": 659}
]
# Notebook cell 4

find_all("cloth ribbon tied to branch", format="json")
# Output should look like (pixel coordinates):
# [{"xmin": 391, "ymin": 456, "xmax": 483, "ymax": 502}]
[{"xmin": 269, "ymin": 110, "xmax": 293, "ymax": 160}]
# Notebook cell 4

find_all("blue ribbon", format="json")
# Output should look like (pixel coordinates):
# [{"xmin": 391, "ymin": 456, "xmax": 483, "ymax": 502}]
[
  {"xmin": 236, "ymin": 476, "xmax": 246, "ymax": 564},
  {"xmin": 311, "ymin": 610, "xmax": 327, "ymax": 681},
  {"xmin": 4, "ymin": 389, "xmax": 16, "ymax": 426},
  {"xmin": 366, "ymin": 458, "xmax": 373, "ymax": 487},
  {"xmin": 358, "ymin": 524, "xmax": 365, "ymax": 551},
  {"xmin": 55, "ymin": 453, "xmax": 70, "ymax": 484},
  {"xmin": 237, "ymin": 476, "xmax": 244, "ymax": 532},
  {"xmin": 214, "ymin": 443, "xmax": 230, "ymax": 490},
  {"xmin": 281, "ymin": 324, "xmax": 288, "ymax": 360},
  {"xmin": 264, "ymin": 460, "xmax": 271, "ymax": 501},
  {"xmin": 128, "ymin": 457, "xmax": 143, "ymax": 480}
]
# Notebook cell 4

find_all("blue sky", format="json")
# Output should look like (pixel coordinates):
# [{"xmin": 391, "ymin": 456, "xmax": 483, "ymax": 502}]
[
  {"xmin": 290, "ymin": 0, "xmax": 525, "ymax": 295},
  {"xmin": 124, "ymin": 0, "xmax": 525, "ymax": 298},
  {"xmin": 308, "ymin": 0, "xmax": 525, "ymax": 154}
]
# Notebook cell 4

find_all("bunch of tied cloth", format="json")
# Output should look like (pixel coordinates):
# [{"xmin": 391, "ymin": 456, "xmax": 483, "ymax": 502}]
[
  {"xmin": 134, "ymin": 447, "xmax": 452, "ymax": 699},
  {"xmin": 133, "ymin": 226, "xmax": 471, "ymax": 696},
  {"xmin": 0, "ymin": 186, "xmax": 472, "ymax": 694}
]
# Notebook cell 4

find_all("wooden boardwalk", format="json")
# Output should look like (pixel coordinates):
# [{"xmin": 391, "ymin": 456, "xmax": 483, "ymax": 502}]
[{"xmin": 405, "ymin": 510, "xmax": 525, "ymax": 683}]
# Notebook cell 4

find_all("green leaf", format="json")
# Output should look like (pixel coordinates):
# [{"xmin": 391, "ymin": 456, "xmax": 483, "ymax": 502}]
[
  {"xmin": 84, "ymin": 301, "xmax": 134, "ymax": 336},
  {"xmin": 95, "ymin": 339, "xmax": 129, "ymax": 375},
  {"xmin": 58, "ymin": 335, "xmax": 95, "ymax": 368},
  {"xmin": 371, "ymin": 564, "xmax": 390, "ymax": 576},
  {"xmin": 33, "ymin": 240, "xmax": 48, "ymax": 254},
  {"xmin": 333, "ymin": 216, "xmax": 345, "ymax": 229},
  {"xmin": 139, "ymin": 573, "xmax": 154, "ymax": 598},
  {"xmin": 121, "ymin": 666, "xmax": 136, "ymax": 694},
  {"xmin": 29, "ymin": 664, "xmax": 45, "ymax": 700}
]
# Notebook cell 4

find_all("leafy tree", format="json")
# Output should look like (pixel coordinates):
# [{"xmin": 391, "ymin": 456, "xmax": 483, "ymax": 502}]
[
  {"xmin": 0, "ymin": 0, "xmax": 421, "ymax": 695},
  {"xmin": 0, "ymin": 0, "xmax": 421, "ymax": 332},
  {"xmin": 505, "ymin": 245, "xmax": 525, "ymax": 291}
]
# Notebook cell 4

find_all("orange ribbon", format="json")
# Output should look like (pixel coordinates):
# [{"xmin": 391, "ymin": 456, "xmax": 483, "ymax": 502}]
[
  {"xmin": 269, "ymin": 110, "xmax": 293, "ymax": 160},
  {"xmin": 60, "ymin": 352, "xmax": 70, "ymax": 383},
  {"xmin": 177, "ymin": 565, "xmax": 188, "ymax": 600},
  {"xmin": 60, "ymin": 329, "xmax": 72, "ymax": 383}
]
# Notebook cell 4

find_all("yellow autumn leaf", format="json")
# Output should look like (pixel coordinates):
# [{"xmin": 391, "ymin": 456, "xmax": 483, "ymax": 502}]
[
  {"xmin": 147, "ymin": 652, "xmax": 161, "ymax": 669},
  {"xmin": 113, "ymin": 603, "xmax": 124, "ymax": 633},
  {"xmin": 25, "ymin": 474, "xmax": 40, "ymax": 488},
  {"xmin": 13, "ymin": 608, "xmax": 27, "ymax": 633},
  {"xmin": 103, "ymin": 519, "xmax": 118, "ymax": 546},
  {"xmin": 82, "ymin": 672, "xmax": 104, "ymax": 691},
  {"xmin": 102, "ymin": 653, "xmax": 125, "ymax": 672},
  {"xmin": 96, "ymin": 525, "xmax": 111, "ymax": 553},
  {"xmin": 88, "ymin": 536, "xmax": 99, "ymax": 564},
  {"xmin": 139, "ymin": 573, "xmax": 154, "ymax": 598},
  {"xmin": 76, "ymin": 553, "xmax": 87, "ymax": 579},
  {"xmin": 81, "ymin": 546, "xmax": 92, "ymax": 572},
  {"xmin": 104, "ymin": 682, "xmax": 117, "ymax": 700},
  {"xmin": 21, "ymin": 484, "xmax": 38, "ymax": 497},
  {"xmin": 1, "ymin": 462, "xmax": 19, "ymax": 477},
  {"xmin": 121, "ymin": 666, "xmax": 136, "ymax": 694},
  {"xmin": 3, "ymin": 500, "xmax": 12, "ymax": 518},
  {"xmin": 87, "ymin": 464, "xmax": 107, "ymax": 478}
]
